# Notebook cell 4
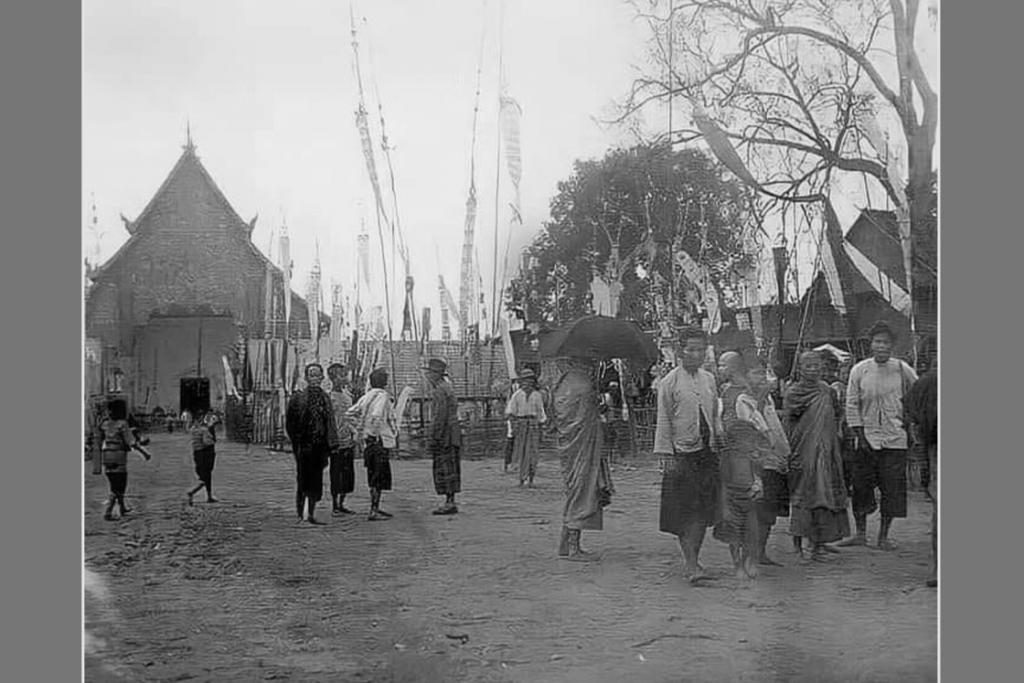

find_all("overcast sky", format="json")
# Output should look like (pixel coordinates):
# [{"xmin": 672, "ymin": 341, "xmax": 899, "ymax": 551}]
[
  {"xmin": 83, "ymin": 0, "xmax": 937, "ymax": 326},
  {"xmin": 83, "ymin": 0, "xmax": 652, "ymax": 329}
]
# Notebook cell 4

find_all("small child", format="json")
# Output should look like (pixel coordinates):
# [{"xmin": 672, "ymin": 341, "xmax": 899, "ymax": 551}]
[
  {"xmin": 187, "ymin": 411, "xmax": 220, "ymax": 505},
  {"xmin": 95, "ymin": 398, "xmax": 150, "ymax": 521}
]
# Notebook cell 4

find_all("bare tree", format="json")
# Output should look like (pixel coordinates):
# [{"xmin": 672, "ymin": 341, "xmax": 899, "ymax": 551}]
[{"xmin": 616, "ymin": 0, "xmax": 937, "ymax": 255}]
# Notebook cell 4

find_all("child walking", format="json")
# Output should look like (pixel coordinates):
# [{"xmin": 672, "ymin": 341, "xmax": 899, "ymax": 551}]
[
  {"xmin": 187, "ymin": 411, "xmax": 220, "ymax": 505},
  {"xmin": 95, "ymin": 398, "xmax": 150, "ymax": 520}
]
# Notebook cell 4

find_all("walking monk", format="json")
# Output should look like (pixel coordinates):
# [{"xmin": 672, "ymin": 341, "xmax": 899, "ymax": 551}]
[
  {"xmin": 785, "ymin": 351, "xmax": 851, "ymax": 561},
  {"xmin": 505, "ymin": 368, "xmax": 547, "ymax": 487},
  {"xmin": 552, "ymin": 355, "xmax": 613, "ymax": 561},
  {"xmin": 654, "ymin": 327, "xmax": 721, "ymax": 584},
  {"xmin": 422, "ymin": 358, "xmax": 463, "ymax": 515}
]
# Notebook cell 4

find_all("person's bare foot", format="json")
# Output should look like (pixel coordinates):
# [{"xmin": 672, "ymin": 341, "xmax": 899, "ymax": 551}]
[
  {"xmin": 338, "ymin": 507, "xmax": 356, "ymax": 515},
  {"xmin": 206, "ymin": 497, "xmax": 219, "ymax": 504},
  {"xmin": 307, "ymin": 516, "xmax": 326, "ymax": 525},
  {"xmin": 376, "ymin": 509, "xmax": 393, "ymax": 518},
  {"xmin": 876, "ymin": 538, "xmax": 898, "ymax": 551},
  {"xmin": 759, "ymin": 556, "xmax": 783, "ymax": 567},
  {"xmin": 836, "ymin": 535, "xmax": 867, "ymax": 547},
  {"xmin": 820, "ymin": 543, "xmax": 841, "ymax": 554},
  {"xmin": 562, "ymin": 549, "xmax": 599, "ymax": 562},
  {"xmin": 367, "ymin": 511, "xmax": 388, "ymax": 521}
]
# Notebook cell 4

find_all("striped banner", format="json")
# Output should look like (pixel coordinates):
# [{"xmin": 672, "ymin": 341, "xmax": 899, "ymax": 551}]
[
  {"xmin": 691, "ymin": 105, "xmax": 760, "ymax": 188},
  {"xmin": 279, "ymin": 228, "xmax": 291, "ymax": 330},
  {"xmin": 499, "ymin": 93, "xmax": 523, "ymax": 222},
  {"xmin": 843, "ymin": 241, "xmax": 912, "ymax": 316}
]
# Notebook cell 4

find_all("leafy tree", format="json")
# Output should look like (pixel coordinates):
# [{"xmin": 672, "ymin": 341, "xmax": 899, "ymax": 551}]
[
  {"xmin": 507, "ymin": 143, "xmax": 755, "ymax": 327},
  {"xmin": 616, "ymin": 0, "xmax": 937, "ymax": 280}
]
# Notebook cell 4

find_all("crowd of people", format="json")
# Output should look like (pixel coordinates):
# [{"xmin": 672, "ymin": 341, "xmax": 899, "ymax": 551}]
[{"xmin": 86, "ymin": 319, "xmax": 937, "ymax": 587}]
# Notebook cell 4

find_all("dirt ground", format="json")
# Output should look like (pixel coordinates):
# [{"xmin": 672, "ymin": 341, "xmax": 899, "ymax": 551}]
[{"xmin": 84, "ymin": 433, "xmax": 937, "ymax": 682}]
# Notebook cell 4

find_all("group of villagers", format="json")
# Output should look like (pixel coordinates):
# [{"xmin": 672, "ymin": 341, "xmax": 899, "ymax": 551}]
[{"xmin": 87, "ymin": 318, "xmax": 937, "ymax": 588}]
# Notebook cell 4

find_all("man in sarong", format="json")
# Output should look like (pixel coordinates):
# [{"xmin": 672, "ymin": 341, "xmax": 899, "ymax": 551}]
[
  {"xmin": 423, "ymin": 358, "xmax": 462, "ymax": 515},
  {"xmin": 906, "ymin": 356, "xmax": 938, "ymax": 587},
  {"xmin": 348, "ymin": 367, "xmax": 398, "ymax": 521},
  {"xmin": 327, "ymin": 362, "xmax": 357, "ymax": 515},
  {"xmin": 654, "ymin": 327, "xmax": 721, "ymax": 584},
  {"xmin": 785, "ymin": 351, "xmax": 851, "ymax": 561},
  {"xmin": 285, "ymin": 363, "xmax": 338, "ymax": 525},
  {"xmin": 552, "ymin": 355, "xmax": 613, "ymax": 561},
  {"xmin": 505, "ymin": 368, "xmax": 547, "ymax": 487},
  {"xmin": 839, "ymin": 321, "xmax": 918, "ymax": 550}
]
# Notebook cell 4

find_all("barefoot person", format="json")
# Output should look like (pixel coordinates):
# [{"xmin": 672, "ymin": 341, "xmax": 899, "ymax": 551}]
[
  {"xmin": 552, "ymin": 355, "xmax": 613, "ymax": 561},
  {"xmin": 785, "ymin": 352, "xmax": 851, "ymax": 561},
  {"xmin": 906, "ymin": 355, "xmax": 938, "ymax": 587},
  {"xmin": 712, "ymin": 352, "xmax": 763, "ymax": 579},
  {"xmin": 327, "ymin": 362, "xmax": 357, "ymax": 515},
  {"xmin": 654, "ymin": 327, "xmax": 721, "ymax": 584},
  {"xmin": 94, "ymin": 397, "xmax": 151, "ymax": 521},
  {"xmin": 285, "ymin": 363, "xmax": 339, "ymax": 525},
  {"xmin": 422, "ymin": 358, "xmax": 463, "ymax": 515},
  {"xmin": 505, "ymin": 368, "xmax": 547, "ymax": 487},
  {"xmin": 348, "ymin": 367, "xmax": 398, "ymax": 521},
  {"xmin": 840, "ymin": 321, "xmax": 918, "ymax": 550},
  {"xmin": 743, "ymin": 362, "xmax": 791, "ymax": 567},
  {"xmin": 186, "ymin": 411, "xmax": 220, "ymax": 505}
]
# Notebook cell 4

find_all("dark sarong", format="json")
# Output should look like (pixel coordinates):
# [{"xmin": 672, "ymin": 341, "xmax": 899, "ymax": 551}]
[
  {"xmin": 192, "ymin": 445, "xmax": 216, "ymax": 485},
  {"xmin": 294, "ymin": 447, "xmax": 328, "ymax": 503},
  {"xmin": 330, "ymin": 446, "xmax": 356, "ymax": 496},
  {"xmin": 431, "ymin": 444, "xmax": 461, "ymax": 495},
  {"xmin": 364, "ymin": 437, "xmax": 392, "ymax": 491},
  {"xmin": 757, "ymin": 469, "xmax": 790, "ymax": 523},
  {"xmin": 512, "ymin": 419, "xmax": 541, "ymax": 481},
  {"xmin": 849, "ymin": 447, "xmax": 908, "ymax": 518},
  {"xmin": 659, "ymin": 448, "xmax": 720, "ymax": 535},
  {"xmin": 106, "ymin": 472, "xmax": 127, "ymax": 496}
]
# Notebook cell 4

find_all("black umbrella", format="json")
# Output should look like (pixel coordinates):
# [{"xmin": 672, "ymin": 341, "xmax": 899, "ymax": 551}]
[{"xmin": 538, "ymin": 315, "xmax": 660, "ymax": 365}]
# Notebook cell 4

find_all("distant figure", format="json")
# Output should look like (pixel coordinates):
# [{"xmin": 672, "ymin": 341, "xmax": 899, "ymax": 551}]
[
  {"xmin": 94, "ymin": 398, "xmax": 150, "ymax": 521},
  {"xmin": 285, "ymin": 363, "xmax": 339, "ymax": 525},
  {"xmin": 327, "ymin": 363, "xmax": 357, "ymax": 515},
  {"xmin": 503, "ymin": 379, "xmax": 519, "ymax": 473},
  {"xmin": 423, "ymin": 358, "xmax": 463, "ymax": 515},
  {"xmin": 906, "ymin": 356, "xmax": 938, "ymax": 587},
  {"xmin": 348, "ymin": 367, "xmax": 398, "ymax": 521},
  {"xmin": 839, "ymin": 321, "xmax": 918, "ymax": 550},
  {"xmin": 654, "ymin": 327, "xmax": 721, "ymax": 584},
  {"xmin": 785, "ymin": 351, "xmax": 851, "ymax": 561},
  {"xmin": 186, "ymin": 411, "xmax": 220, "ymax": 505},
  {"xmin": 552, "ymin": 355, "xmax": 613, "ymax": 561},
  {"xmin": 505, "ymin": 368, "xmax": 547, "ymax": 488}
]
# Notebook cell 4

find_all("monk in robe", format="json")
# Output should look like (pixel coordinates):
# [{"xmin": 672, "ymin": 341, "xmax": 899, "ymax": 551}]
[
  {"xmin": 785, "ymin": 351, "xmax": 851, "ymax": 561},
  {"xmin": 552, "ymin": 356, "xmax": 613, "ymax": 561}
]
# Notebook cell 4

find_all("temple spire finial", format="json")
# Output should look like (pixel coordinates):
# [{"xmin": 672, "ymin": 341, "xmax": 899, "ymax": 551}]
[{"xmin": 184, "ymin": 119, "xmax": 196, "ymax": 154}]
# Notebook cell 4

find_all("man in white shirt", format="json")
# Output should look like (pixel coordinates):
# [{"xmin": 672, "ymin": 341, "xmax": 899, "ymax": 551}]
[
  {"xmin": 654, "ymin": 326, "xmax": 721, "ymax": 584},
  {"xmin": 838, "ymin": 321, "xmax": 918, "ymax": 550}
]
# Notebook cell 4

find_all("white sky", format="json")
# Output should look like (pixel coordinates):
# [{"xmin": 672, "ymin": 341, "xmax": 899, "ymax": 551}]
[
  {"xmin": 83, "ymin": 0, "xmax": 937, "ymax": 324},
  {"xmin": 83, "ymin": 0, "xmax": 649, "ymax": 330}
]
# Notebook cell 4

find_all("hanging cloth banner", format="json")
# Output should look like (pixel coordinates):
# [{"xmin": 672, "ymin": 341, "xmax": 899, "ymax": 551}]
[
  {"xmin": 459, "ymin": 181, "xmax": 478, "ymax": 325},
  {"xmin": 263, "ymin": 236, "xmax": 274, "ymax": 335},
  {"xmin": 401, "ymin": 275, "xmax": 414, "ymax": 338},
  {"xmin": 279, "ymin": 228, "xmax": 292, "ymax": 332},
  {"xmin": 355, "ymin": 108, "xmax": 393, "ymax": 233},
  {"xmin": 438, "ymin": 275, "xmax": 463, "ymax": 328},
  {"xmin": 499, "ymin": 92, "xmax": 523, "ymax": 223},
  {"xmin": 306, "ymin": 275, "xmax": 321, "ymax": 345},
  {"xmin": 691, "ymin": 105, "xmax": 760, "ymax": 188},
  {"xmin": 843, "ymin": 241, "xmax": 912, "ymax": 316},
  {"xmin": 357, "ymin": 231, "xmax": 372, "ymax": 291},
  {"xmin": 820, "ymin": 200, "xmax": 851, "ymax": 315}
]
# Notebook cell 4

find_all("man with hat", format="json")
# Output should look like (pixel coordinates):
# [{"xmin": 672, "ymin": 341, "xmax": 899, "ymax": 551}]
[
  {"xmin": 839, "ymin": 320, "xmax": 918, "ymax": 550},
  {"xmin": 423, "ymin": 358, "xmax": 463, "ymax": 515},
  {"xmin": 505, "ymin": 367, "xmax": 548, "ymax": 487}
]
